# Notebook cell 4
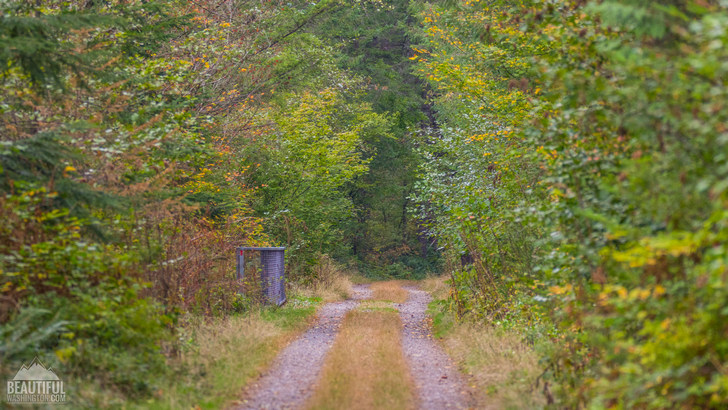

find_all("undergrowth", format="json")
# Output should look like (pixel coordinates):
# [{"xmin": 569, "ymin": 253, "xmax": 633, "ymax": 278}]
[{"xmin": 425, "ymin": 276, "xmax": 546, "ymax": 409}]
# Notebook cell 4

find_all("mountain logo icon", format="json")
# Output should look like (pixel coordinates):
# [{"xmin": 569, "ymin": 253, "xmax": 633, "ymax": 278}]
[
  {"xmin": 12, "ymin": 357, "xmax": 60, "ymax": 381},
  {"xmin": 5, "ymin": 357, "xmax": 66, "ymax": 404}
]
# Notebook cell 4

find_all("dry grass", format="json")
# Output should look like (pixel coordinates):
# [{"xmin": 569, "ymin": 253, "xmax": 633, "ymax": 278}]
[
  {"xmin": 420, "ymin": 275, "xmax": 450, "ymax": 300},
  {"xmin": 306, "ymin": 310, "xmax": 416, "ymax": 410},
  {"xmin": 146, "ymin": 314, "xmax": 286, "ymax": 409},
  {"xmin": 346, "ymin": 269, "xmax": 373, "ymax": 285},
  {"xmin": 441, "ymin": 318, "xmax": 545, "ymax": 409},
  {"xmin": 122, "ymin": 300, "xmax": 317, "ymax": 410},
  {"xmin": 293, "ymin": 275, "xmax": 353, "ymax": 303},
  {"xmin": 358, "ymin": 300, "xmax": 399, "ymax": 312},
  {"xmin": 69, "ymin": 313, "xmax": 294, "ymax": 409},
  {"xmin": 370, "ymin": 280, "xmax": 409, "ymax": 303},
  {"xmin": 292, "ymin": 255, "xmax": 354, "ymax": 302}
]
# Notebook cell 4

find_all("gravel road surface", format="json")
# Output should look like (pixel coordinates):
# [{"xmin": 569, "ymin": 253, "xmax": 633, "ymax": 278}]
[
  {"xmin": 236, "ymin": 283, "xmax": 473, "ymax": 409},
  {"xmin": 236, "ymin": 285, "xmax": 371, "ymax": 410},
  {"xmin": 398, "ymin": 286, "xmax": 474, "ymax": 409}
]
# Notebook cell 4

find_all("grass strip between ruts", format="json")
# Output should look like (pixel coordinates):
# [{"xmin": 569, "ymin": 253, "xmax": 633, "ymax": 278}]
[{"xmin": 306, "ymin": 308, "xmax": 416, "ymax": 410}]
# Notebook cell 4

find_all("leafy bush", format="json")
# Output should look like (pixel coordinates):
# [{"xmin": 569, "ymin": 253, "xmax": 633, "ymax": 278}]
[
  {"xmin": 411, "ymin": 0, "xmax": 728, "ymax": 407},
  {"xmin": 0, "ymin": 189, "xmax": 171, "ymax": 395},
  {"xmin": 0, "ymin": 0, "xmax": 421, "ymax": 402}
]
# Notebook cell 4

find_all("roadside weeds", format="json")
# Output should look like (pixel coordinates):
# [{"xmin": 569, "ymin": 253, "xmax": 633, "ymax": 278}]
[
  {"xmin": 120, "ymin": 271, "xmax": 356, "ymax": 409},
  {"xmin": 133, "ymin": 297, "xmax": 318, "ymax": 410},
  {"xmin": 425, "ymin": 277, "xmax": 545, "ymax": 409}
]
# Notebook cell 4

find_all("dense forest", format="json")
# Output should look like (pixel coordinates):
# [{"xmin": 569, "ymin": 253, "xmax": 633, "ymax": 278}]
[{"xmin": 1, "ymin": 0, "xmax": 727, "ymax": 408}]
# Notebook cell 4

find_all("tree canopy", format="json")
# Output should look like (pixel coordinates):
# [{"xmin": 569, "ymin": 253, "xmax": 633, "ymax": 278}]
[{"xmin": 1, "ymin": 0, "xmax": 727, "ymax": 407}]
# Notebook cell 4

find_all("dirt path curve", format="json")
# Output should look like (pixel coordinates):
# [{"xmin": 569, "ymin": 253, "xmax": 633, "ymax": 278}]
[
  {"xmin": 398, "ymin": 286, "xmax": 473, "ymax": 409},
  {"xmin": 235, "ymin": 284, "xmax": 371, "ymax": 410}
]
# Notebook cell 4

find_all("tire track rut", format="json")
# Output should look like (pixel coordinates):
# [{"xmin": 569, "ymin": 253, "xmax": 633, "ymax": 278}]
[
  {"xmin": 398, "ymin": 286, "xmax": 473, "ymax": 409},
  {"xmin": 236, "ymin": 285, "xmax": 371, "ymax": 410},
  {"xmin": 236, "ymin": 283, "xmax": 473, "ymax": 409}
]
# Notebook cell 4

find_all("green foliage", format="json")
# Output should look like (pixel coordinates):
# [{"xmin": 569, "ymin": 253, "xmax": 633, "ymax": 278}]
[
  {"xmin": 311, "ymin": 1, "xmax": 437, "ymax": 276},
  {"xmin": 0, "ymin": 188, "xmax": 170, "ymax": 395},
  {"xmin": 248, "ymin": 85, "xmax": 390, "ymax": 278},
  {"xmin": 0, "ymin": 1, "xmax": 186, "ymax": 87},
  {"xmin": 411, "ymin": 0, "xmax": 728, "ymax": 407},
  {"xmin": 0, "ymin": 0, "xmax": 430, "ymax": 403},
  {"xmin": 1, "ymin": 0, "xmax": 264, "ymax": 400},
  {"xmin": 427, "ymin": 299, "xmax": 454, "ymax": 339}
]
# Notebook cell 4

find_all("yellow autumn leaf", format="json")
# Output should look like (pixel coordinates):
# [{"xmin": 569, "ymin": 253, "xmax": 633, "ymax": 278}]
[
  {"xmin": 549, "ymin": 286, "xmax": 564, "ymax": 295},
  {"xmin": 616, "ymin": 287, "xmax": 628, "ymax": 299},
  {"xmin": 660, "ymin": 318, "xmax": 671, "ymax": 330},
  {"xmin": 638, "ymin": 289, "xmax": 651, "ymax": 300}
]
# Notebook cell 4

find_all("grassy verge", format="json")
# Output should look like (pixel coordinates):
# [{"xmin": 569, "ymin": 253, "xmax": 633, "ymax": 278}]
[
  {"xmin": 59, "ymin": 295, "xmax": 319, "ymax": 409},
  {"xmin": 306, "ymin": 309, "xmax": 416, "ymax": 410},
  {"xmin": 131, "ymin": 272, "xmax": 355, "ymax": 409},
  {"xmin": 289, "ymin": 256, "xmax": 356, "ymax": 302},
  {"xmin": 424, "ymin": 277, "xmax": 545, "ymax": 409},
  {"xmin": 56, "ymin": 271, "xmax": 356, "ymax": 408},
  {"xmin": 139, "ymin": 296, "xmax": 321, "ymax": 409}
]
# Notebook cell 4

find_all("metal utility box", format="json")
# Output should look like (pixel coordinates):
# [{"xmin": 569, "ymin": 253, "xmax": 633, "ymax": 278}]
[{"xmin": 236, "ymin": 247, "xmax": 286, "ymax": 306}]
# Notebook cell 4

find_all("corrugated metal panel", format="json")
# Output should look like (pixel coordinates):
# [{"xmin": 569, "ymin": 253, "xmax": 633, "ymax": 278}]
[{"xmin": 236, "ymin": 247, "xmax": 286, "ymax": 306}]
